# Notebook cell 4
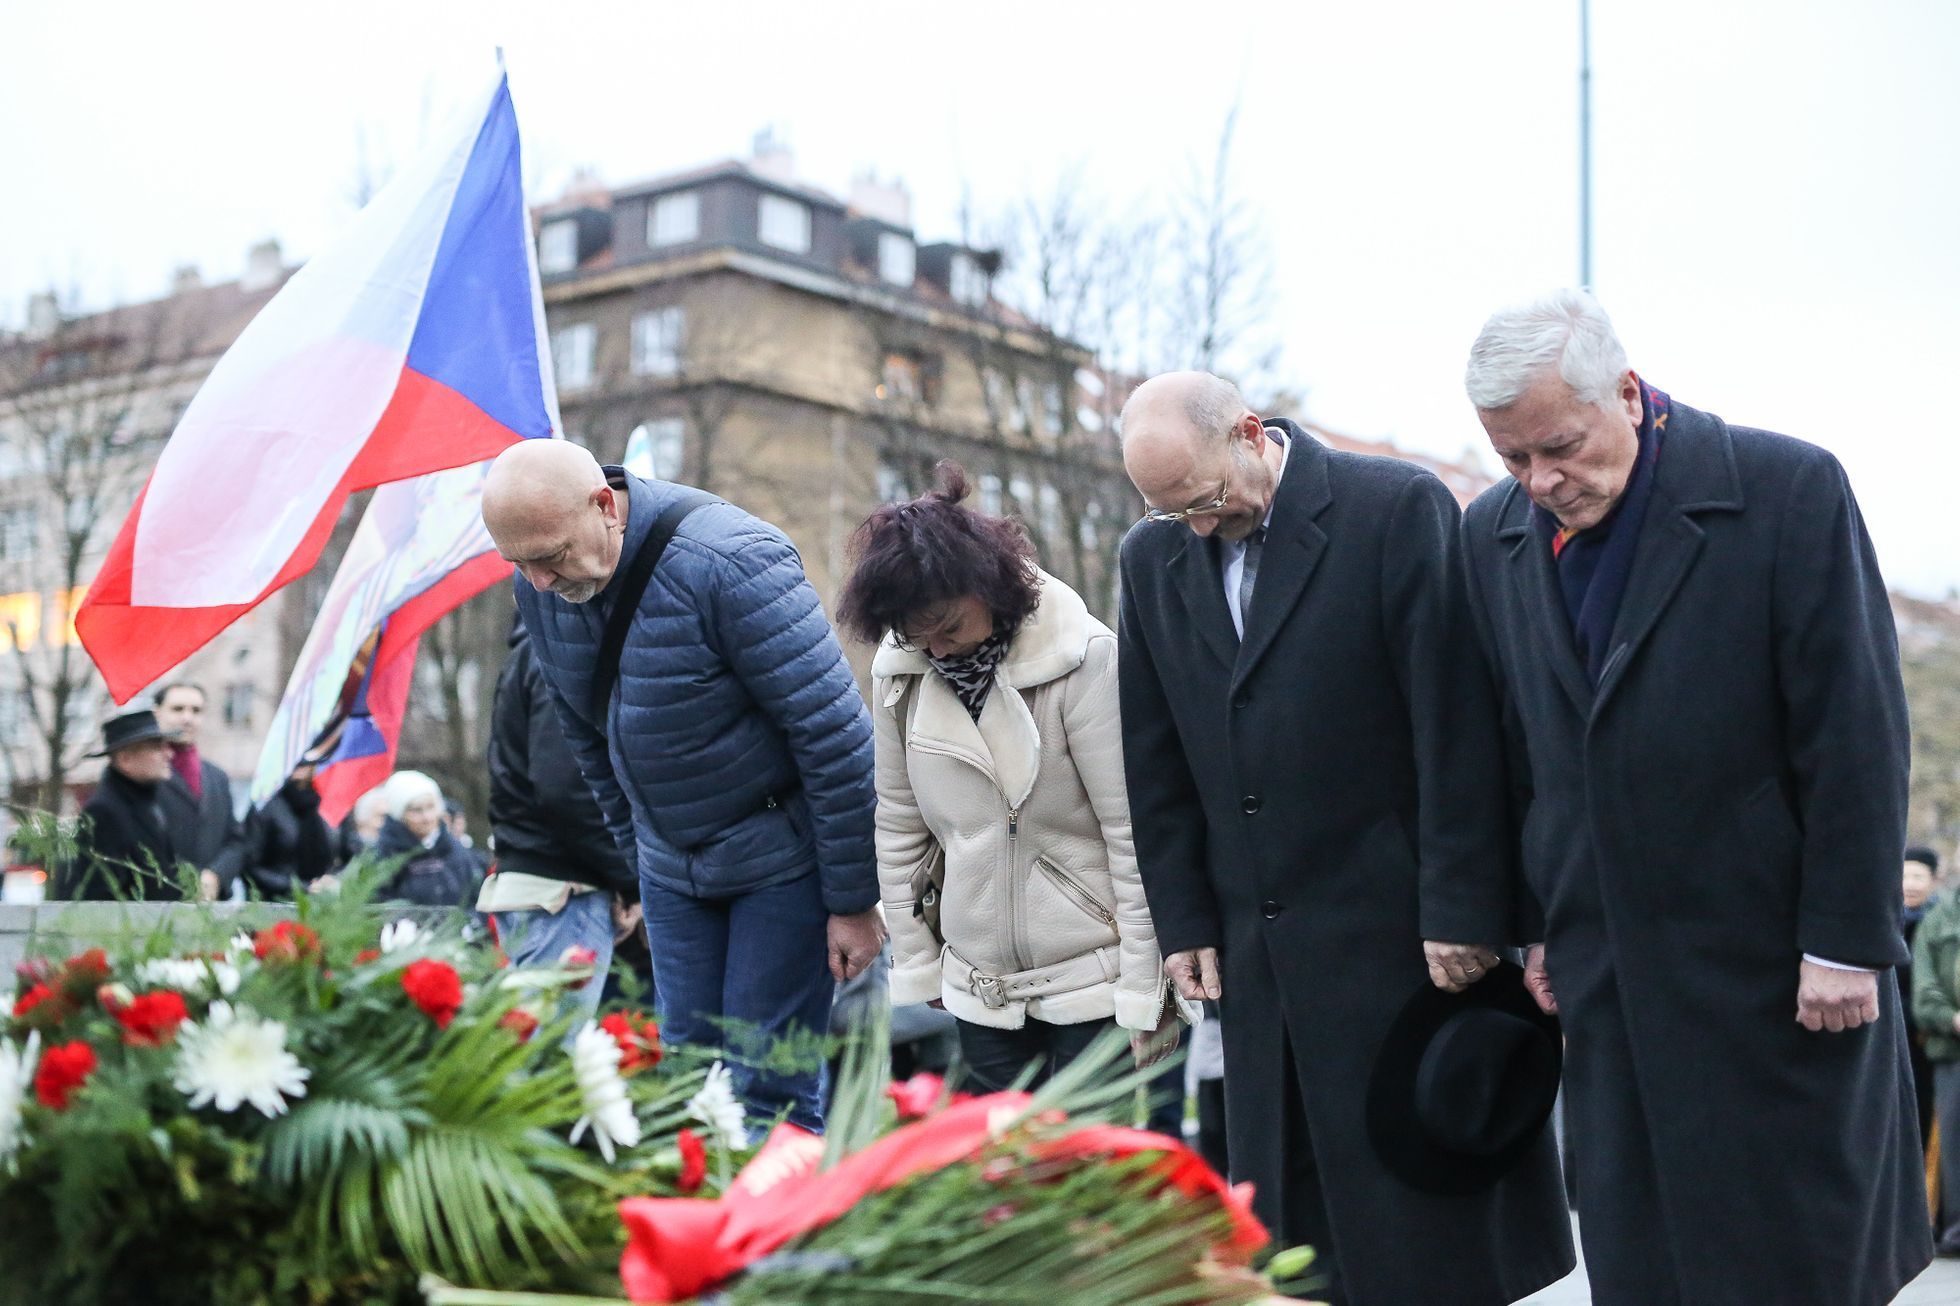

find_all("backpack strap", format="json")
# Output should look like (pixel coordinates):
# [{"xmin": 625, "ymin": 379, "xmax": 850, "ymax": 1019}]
[{"xmin": 589, "ymin": 488, "xmax": 717, "ymax": 719}]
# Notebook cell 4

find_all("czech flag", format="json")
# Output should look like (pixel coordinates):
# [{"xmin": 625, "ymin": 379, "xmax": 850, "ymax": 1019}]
[
  {"xmin": 252, "ymin": 460, "xmax": 509, "ymax": 824},
  {"xmin": 77, "ymin": 70, "xmax": 556, "ymax": 703}
]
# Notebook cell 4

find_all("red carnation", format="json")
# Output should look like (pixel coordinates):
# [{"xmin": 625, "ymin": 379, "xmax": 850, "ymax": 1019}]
[
  {"xmin": 34, "ymin": 1040, "xmax": 97, "ymax": 1110},
  {"xmin": 108, "ymin": 990, "xmax": 189, "ymax": 1047},
  {"xmin": 401, "ymin": 959, "xmax": 464, "ymax": 1029},
  {"xmin": 13, "ymin": 982, "xmax": 54, "ymax": 1019},
  {"xmin": 499, "ymin": 1008, "xmax": 539, "ymax": 1042},
  {"xmin": 253, "ymin": 920, "xmax": 322, "ymax": 964},
  {"xmin": 598, "ymin": 1011, "xmax": 662, "ymax": 1074},
  {"xmin": 56, "ymin": 949, "xmax": 110, "ymax": 1002},
  {"xmin": 354, "ymin": 948, "xmax": 382, "ymax": 965},
  {"xmin": 676, "ymin": 1127, "xmax": 707, "ymax": 1194}
]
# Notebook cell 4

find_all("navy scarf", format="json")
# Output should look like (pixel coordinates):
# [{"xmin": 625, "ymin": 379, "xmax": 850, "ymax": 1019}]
[{"xmin": 1531, "ymin": 379, "xmax": 1670, "ymax": 684}]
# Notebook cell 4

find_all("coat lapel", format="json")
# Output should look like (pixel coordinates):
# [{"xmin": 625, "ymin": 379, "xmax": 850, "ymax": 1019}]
[
  {"xmin": 1500, "ymin": 498, "xmax": 1595, "ymax": 718},
  {"xmin": 1591, "ymin": 403, "xmax": 1744, "ymax": 714},
  {"xmin": 1235, "ymin": 431, "xmax": 1332, "ymax": 690},
  {"xmin": 1169, "ymin": 536, "xmax": 1240, "ymax": 673}
]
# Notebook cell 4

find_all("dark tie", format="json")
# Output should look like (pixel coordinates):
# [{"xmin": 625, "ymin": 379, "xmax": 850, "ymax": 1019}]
[{"xmin": 1238, "ymin": 527, "xmax": 1266, "ymax": 632}]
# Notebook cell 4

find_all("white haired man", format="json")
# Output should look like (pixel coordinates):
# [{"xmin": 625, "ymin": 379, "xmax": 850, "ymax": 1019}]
[
  {"xmin": 1456, "ymin": 289, "xmax": 1931, "ymax": 1303},
  {"xmin": 1116, "ymin": 371, "xmax": 1573, "ymax": 1305}
]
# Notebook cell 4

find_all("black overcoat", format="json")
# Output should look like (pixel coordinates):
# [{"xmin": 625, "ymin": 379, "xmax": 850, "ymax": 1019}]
[
  {"xmin": 1118, "ymin": 423, "xmax": 1574, "ymax": 1305},
  {"xmin": 60, "ymin": 766, "xmax": 182, "ymax": 900},
  {"xmin": 1460, "ymin": 398, "xmax": 1932, "ymax": 1304},
  {"xmin": 159, "ymin": 757, "xmax": 248, "ymax": 891}
]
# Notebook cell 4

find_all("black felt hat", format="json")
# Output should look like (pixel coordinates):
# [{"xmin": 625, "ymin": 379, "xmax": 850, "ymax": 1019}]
[
  {"xmin": 1365, "ymin": 959, "xmax": 1563, "ymax": 1196},
  {"xmin": 88, "ymin": 708, "xmax": 172, "ymax": 758}
]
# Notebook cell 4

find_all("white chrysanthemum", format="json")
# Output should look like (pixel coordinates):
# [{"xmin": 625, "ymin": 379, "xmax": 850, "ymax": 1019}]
[
  {"xmin": 136, "ymin": 956, "xmax": 241, "ymax": 996},
  {"xmin": 379, "ymin": 919, "xmax": 422, "ymax": 953},
  {"xmin": 0, "ymin": 1032, "xmax": 39, "ymax": 1166},
  {"xmin": 173, "ymin": 1001, "xmax": 310, "ymax": 1118},
  {"xmin": 227, "ymin": 934, "xmax": 256, "ymax": 966},
  {"xmin": 568, "ymin": 1022, "xmax": 641, "ymax": 1162},
  {"xmin": 687, "ymin": 1061, "xmax": 747, "ymax": 1150}
]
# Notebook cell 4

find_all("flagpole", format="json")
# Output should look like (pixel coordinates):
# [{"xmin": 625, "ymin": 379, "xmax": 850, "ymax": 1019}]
[{"xmin": 1579, "ymin": 0, "xmax": 1593, "ymax": 290}]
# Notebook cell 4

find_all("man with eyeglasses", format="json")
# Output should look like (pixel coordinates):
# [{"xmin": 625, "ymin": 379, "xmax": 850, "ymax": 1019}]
[{"xmin": 1115, "ymin": 372, "xmax": 1572, "ymax": 1306}]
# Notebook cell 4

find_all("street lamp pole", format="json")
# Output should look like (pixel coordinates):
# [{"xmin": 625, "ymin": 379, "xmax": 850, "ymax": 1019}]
[{"xmin": 1579, "ymin": 0, "xmax": 1594, "ymax": 290}]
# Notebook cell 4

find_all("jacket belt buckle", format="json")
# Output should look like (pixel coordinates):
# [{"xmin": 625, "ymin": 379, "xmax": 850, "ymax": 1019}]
[{"xmin": 969, "ymin": 973, "xmax": 1009, "ymax": 1010}]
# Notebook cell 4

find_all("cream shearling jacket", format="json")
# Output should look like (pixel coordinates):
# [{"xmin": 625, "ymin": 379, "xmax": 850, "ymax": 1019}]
[{"xmin": 872, "ymin": 573, "xmax": 1167, "ymax": 1031}]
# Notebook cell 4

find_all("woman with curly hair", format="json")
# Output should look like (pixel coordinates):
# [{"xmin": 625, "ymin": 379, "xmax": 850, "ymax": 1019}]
[{"xmin": 837, "ymin": 463, "xmax": 1182, "ymax": 1091}]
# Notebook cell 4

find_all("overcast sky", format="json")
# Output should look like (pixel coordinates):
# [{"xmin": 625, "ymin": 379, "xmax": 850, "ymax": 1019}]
[{"xmin": 5, "ymin": 1, "xmax": 1956, "ymax": 592}]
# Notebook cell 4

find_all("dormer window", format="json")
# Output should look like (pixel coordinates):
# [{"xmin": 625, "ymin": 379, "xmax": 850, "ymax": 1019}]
[
  {"xmin": 649, "ymin": 190, "xmax": 701, "ymax": 247},
  {"xmin": 877, "ymin": 232, "xmax": 916, "ymax": 286},
  {"xmin": 538, "ymin": 219, "xmax": 578, "ymax": 274},
  {"xmin": 949, "ymin": 252, "xmax": 987, "ymax": 307},
  {"xmin": 758, "ymin": 194, "xmax": 812, "ymax": 254}
]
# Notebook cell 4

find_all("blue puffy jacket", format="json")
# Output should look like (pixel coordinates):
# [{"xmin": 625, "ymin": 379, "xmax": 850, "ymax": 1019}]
[{"xmin": 514, "ymin": 470, "xmax": 877, "ymax": 914}]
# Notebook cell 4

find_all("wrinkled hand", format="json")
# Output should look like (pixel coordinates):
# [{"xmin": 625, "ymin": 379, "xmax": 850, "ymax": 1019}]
[
  {"xmin": 1523, "ymin": 943, "xmax": 1557, "ymax": 1015},
  {"xmin": 1797, "ymin": 960, "xmax": 1879, "ymax": 1033},
  {"xmin": 309, "ymin": 873, "xmax": 340, "ymax": 894},
  {"xmin": 197, "ymin": 870, "xmax": 220, "ymax": 902},
  {"xmin": 611, "ymin": 896, "xmax": 643, "ymax": 944},
  {"xmin": 1132, "ymin": 1002, "xmax": 1181, "ymax": 1069},
  {"xmin": 1166, "ymin": 947, "xmax": 1222, "ymax": 1002},
  {"xmin": 1424, "ymin": 941, "xmax": 1500, "ymax": 993},
  {"xmin": 827, "ymin": 908, "xmax": 888, "ymax": 982}
]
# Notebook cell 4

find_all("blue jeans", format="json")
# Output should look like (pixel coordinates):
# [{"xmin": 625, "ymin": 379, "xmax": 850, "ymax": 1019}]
[
  {"xmin": 492, "ymin": 890, "xmax": 616, "ymax": 1023},
  {"xmin": 641, "ymin": 871, "xmax": 832, "ymax": 1133}
]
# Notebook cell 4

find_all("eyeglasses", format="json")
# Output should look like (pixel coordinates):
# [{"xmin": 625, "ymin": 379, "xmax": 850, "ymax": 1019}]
[{"xmin": 1142, "ymin": 483, "xmax": 1230, "ymax": 525}]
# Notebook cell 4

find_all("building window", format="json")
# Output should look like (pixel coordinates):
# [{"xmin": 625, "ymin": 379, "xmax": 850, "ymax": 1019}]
[
  {"xmin": 877, "ymin": 232, "xmax": 915, "ymax": 286},
  {"xmin": 758, "ymin": 194, "xmax": 812, "ymax": 253},
  {"xmin": 632, "ymin": 306, "xmax": 685, "ymax": 377},
  {"xmin": 1041, "ymin": 382, "xmax": 1065, "ymax": 436},
  {"xmin": 1008, "ymin": 476, "xmax": 1035, "ymax": 518},
  {"xmin": 551, "ymin": 323, "xmax": 596, "ymax": 390},
  {"xmin": 538, "ymin": 219, "xmax": 578, "ymax": 274},
  {"xmin": 223, "ymin": 682, "xmax": 254, "ymax": 730},
  {"xmin": 625, "ymin": 419, "xmax": 686, "ymax": 481},
  {"xmin": 0, "ymin": 506, "xmax": 35, "ymax": 562},
  {"xmin": 876, "ymin": 464, "xmax": 908, "ymax": 504},
  {"xmin": 1080, "ymin": 499, "xmax": 1104, "ymax": 553},
  {"xmin": 1038, "ymin": 483, "xmax": 1063, "ymax": 542},
  {"xmin": 979, "ymin": 474, "xmax": 1004, "ymax": 517},
  {"xmin": 648, "ymin": 190, "xmax": 700, "ymax": 247},
  {"xmin": 878, "ymin": 353, "xmax": 923, "ymax": 402},
  {"xmin": 949, "ymin": 252, "xmax": 987, "ymax": 307},
  {"xmin": 983, "ymin": 369, "xmax": 1026, "ymax": 432}
]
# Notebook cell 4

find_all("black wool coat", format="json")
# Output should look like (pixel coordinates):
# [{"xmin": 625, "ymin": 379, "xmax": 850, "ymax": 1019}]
[
  {"xmin": 488, "ymin": 627, "xmax": 634, "ymax": 895},
  {"xmin": 1461, "ymin": 398, "xmax": 1932, "ymax": 1304},
  {"xmin": 159, "ymin": 756, "xmax": 248, "ymax": 891},
  {"xmin": 61, "ymin": 766, "xmax": 183, "ymax": 901},
  {"xmin": 243, "ymin": 780, "xmax": 337, "ymax": 899},
  {"xmin": 1118, "ymin": 423, "xmax": 1574, "ymax": 1306}
]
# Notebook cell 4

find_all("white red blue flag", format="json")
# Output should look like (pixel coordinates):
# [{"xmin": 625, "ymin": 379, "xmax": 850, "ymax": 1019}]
[
  {"xmin": 251, "ymin": 461, "xmax": 510, "ymax": 823},
  {"xmin": 78, "ymin": 70, "xmax": 556, "ymax": 703}
]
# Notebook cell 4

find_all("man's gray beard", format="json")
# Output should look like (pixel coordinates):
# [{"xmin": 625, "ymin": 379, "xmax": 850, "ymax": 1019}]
[{"xmin": 554, "ymin": 580, "xmax": 601, "ymax": 604}]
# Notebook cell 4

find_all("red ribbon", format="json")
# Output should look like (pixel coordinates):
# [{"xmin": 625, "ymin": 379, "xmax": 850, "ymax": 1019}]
[{"xmin": 617, "ymin": 1092, "xmax": 1267, "ymax": 1302}]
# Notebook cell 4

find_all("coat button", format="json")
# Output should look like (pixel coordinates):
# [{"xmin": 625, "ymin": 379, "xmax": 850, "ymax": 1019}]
[
  {"xmin": 1232, "ymin": 690, "xmax": 1250, "ymax": 709},
  {"xmin": 1262, "ymin": 900, "xmax": 1282, "ymax": 919},
  {"xmin": 1241, "ymin": 794, "xmax": 1263, "ymax": 815}
]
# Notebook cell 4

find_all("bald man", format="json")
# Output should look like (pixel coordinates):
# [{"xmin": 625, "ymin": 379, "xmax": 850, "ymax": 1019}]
[
  {"xmin": 483, "ymin": 440, "xmax": 882, "ymax": 1133},
  {"xmin": 1115, "ymin": 374, "xmax": 1572, "ymax": 1305}
]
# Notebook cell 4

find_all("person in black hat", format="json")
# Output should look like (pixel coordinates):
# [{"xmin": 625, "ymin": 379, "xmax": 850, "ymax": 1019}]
[
  {"xmin": 1367, "ymin": 960, "xmax": 1564, "ymax": 1198},
  {"xmin": 57, "ymin": 709, "xmax": 186, "ymax": 901}
]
